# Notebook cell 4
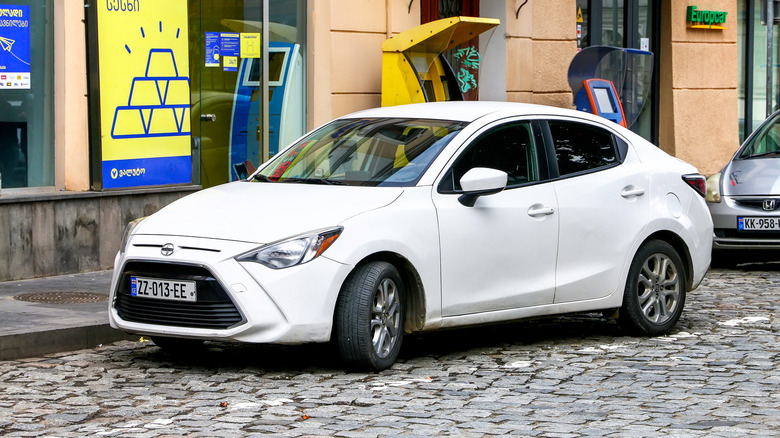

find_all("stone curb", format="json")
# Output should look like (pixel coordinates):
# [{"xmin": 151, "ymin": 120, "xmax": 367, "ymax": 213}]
[{"xmin": 0, "ymin": 325, "xmax": 136, "ymax": 361}]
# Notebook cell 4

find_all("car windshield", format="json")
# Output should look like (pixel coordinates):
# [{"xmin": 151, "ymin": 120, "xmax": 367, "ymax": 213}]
[
  {"xmin": 254, "ymin": 118, "xmax": 467, "ymax": 187},
  {"xmin": 740, "ymin": 114, "xmax": 780, "ymax": 159}
]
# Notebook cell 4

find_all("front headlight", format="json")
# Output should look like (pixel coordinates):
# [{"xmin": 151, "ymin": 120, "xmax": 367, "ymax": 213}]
[
  {"xmin": 236, "ymin": 227, "xmax": 343, "ymax": 269},
  {"xmin": 705, "ymin": 172, "xmax": 721, "ymax": 203},
  {"xmin": 119, "ymin": 217, "xmax": 147, "ymax": 254}
]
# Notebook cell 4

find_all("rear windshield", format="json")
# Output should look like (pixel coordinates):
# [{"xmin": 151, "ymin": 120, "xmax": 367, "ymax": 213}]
[{"xmin": 255, "ymin": 118, "xmax": 467, "ymax": 187}]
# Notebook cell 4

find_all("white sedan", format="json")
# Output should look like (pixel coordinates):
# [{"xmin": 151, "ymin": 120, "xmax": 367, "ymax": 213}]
[{"xmin": 108, "ymin": 102, "xmax": 712, "ymax": 371}]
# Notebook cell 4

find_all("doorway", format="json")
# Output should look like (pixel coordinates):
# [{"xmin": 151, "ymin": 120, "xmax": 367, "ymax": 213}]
[{"xmin": 576, "ymin": 0, "xmax": 660, "ymax": 144}]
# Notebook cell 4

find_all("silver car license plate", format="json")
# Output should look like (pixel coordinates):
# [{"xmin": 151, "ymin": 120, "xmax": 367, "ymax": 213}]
[
  {"xmin": 738, "ymin": 217, "xmax": 780, "ymax": 231},
  {"xmin": 130, "ymin": 276, "xmax": 197, "ymax": 302}
]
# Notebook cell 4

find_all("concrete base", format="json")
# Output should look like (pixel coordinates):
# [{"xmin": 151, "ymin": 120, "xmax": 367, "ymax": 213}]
[{"xmin": 0, "ymin": 186, "xmax": 199, "ymax": 282}]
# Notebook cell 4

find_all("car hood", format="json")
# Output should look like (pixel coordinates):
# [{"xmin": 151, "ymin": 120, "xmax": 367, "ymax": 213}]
[
  {"xmin": 722, "ymin": 158, "xmax": 780, "ymax": 196},
  {"xmin": 134, "ymin": 182, "xmax": 404, "ymax": 244}
]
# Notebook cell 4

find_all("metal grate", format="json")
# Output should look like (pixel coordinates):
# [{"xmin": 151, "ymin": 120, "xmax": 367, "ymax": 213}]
[{"xmin": 14, "ymin": 292, "xmax": 108, "ymax": 304}]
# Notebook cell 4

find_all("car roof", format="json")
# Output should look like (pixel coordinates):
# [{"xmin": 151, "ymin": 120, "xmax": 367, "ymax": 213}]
[{"xmin": 342, "ymin": 101, "xmax": 594, "ymax": 123}]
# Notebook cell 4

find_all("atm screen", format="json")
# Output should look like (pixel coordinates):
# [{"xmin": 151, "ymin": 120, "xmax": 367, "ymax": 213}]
[
  {"xmin": 593, "ymin": 87, "xmax": 616, "ymax": 112},
  {"xmin": 245, "ymin": 52, "xmax": 287, "ymax": 84},
  {"xmin": 249, "ymin": 59, "xmax": 260, "ymax": 82},
  {"xmin": 268, "ymin": 52, "xmax": 286, "ymax": 83}
]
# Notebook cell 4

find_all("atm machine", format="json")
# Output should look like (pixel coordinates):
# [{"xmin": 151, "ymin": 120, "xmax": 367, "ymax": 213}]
[
  {"xmin": 575, "ymin": 78, "xmax": 627, "ymax": 127},
  {"xmin": 568, "ymin": 46, "xmax": 653, "ymax": 130},
  {"xmin": 381, "ymin": 16, "xmax": 499, "ymax": 107},
  {"xmin": 229, "ymin": 42, "xmax": 304, "ymax": 180}
]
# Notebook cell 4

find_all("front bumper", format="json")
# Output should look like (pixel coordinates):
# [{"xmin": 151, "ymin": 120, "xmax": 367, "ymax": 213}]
[
  {"xmin": 108, "ymin": 234, "xmax": 352, "ymax": 344},
  {"xmin": 708, "ymin": 196, "xmax": 780, "ymax": 250}
]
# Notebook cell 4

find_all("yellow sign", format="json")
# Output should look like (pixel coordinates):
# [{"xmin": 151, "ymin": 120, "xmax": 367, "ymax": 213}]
[
  {"xmin": 97, "ymin": 0, "xmax": 192, "ymax": 188},
  {"xmin": 224, "ymin": 56, "xmax": 239, "ymax": 70},
  {"xmin": 577, "ymin": 7, "xmax": 584, "ymax": 23},
  {"xmin": 241, "ymin": 33, "xmax": 261, "ymax": 58}
]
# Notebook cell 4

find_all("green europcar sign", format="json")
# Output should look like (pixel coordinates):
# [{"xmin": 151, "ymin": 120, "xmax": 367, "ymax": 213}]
[{"xmin": 687, "ymin": 5, "xmax": 728, "ymax": 29}]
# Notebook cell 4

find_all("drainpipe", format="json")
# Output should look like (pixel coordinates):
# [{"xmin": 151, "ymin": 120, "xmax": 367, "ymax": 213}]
[
  {"xmin": 386, "ymin": 0, "xmax": 393, "ymax": 39},
  {"xmin": 768, "ymin": 0, "xmax": 775, "ymax": 117}
]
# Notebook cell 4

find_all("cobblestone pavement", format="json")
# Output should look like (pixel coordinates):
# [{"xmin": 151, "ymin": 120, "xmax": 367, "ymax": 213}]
[{"xmin": 1, "ymin": 266, "xmax": 779, "ymax": 437}]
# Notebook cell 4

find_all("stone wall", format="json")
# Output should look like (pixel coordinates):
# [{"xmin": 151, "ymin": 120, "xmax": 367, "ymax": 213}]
[
  {"xmin": 0, "ymin": 187, "xmax": 198, "ymax": 282},
  {"xmin": 307, "ymin": 0, "xmax": 421, "ymax": 128},
  {"xmin": 659, "ymin": 1, "xmax": 739, "ymax": 176},
  {"xmin": 506, "ymin": 0, "xmax": 577, "ymax": 108}
]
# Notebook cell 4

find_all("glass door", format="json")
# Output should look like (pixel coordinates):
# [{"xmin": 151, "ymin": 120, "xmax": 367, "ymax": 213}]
[{"xmin": 189, "ymin": 0, "xmax": 264, "ymax": 188}]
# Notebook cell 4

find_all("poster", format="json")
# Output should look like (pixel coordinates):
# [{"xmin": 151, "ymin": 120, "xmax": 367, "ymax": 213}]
[
  {"xmin": 240, "ymin": 33, "xmax": 261, "ymax": 59},
  {"xmin": 205, "ymin": 32, "xmax": 220, "ymax": 67},
  {"xmin": 220, "ymin": 32, "xmax": 239, "ymax": 72},
  {"xmin": 0, "ymin": 4, "xmax": 30, "ymax": 89},
  {"xmin": 97, "ymin": 0, "xmax": 192, "ymax": 188}
]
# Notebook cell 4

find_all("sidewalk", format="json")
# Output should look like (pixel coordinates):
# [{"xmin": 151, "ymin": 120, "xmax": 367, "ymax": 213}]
[{"xmin": 0, "ymin": 270, "xmax": 135, "ymax": 361}]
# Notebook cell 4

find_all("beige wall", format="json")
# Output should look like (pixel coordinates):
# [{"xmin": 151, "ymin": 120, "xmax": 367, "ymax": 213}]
[
  {"xmin": 54, "ymin": 0, "xmax": 90, "ymax": 191},
  {"xmin": 506, "ymin": 0, "xmax": 577, "ymax": 108},
  {"xmin": 659, "ymin": 1, "xmax": 738, "ymax": 176},
  {"xmin": 307, "ymin": 0, "xmax": 420, "ymax": 129}
]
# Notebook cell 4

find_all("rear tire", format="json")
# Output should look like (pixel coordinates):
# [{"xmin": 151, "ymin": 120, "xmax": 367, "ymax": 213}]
[
  {"xmin": 335, "ymin": 261, "xmax": 405, "ymax": 372},
  {"xmin": 619, "ymin": 240, "xmax": 686, "ymax": 336}
]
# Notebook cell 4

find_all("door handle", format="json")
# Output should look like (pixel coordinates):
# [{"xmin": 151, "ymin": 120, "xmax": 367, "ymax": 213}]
[
  {"xmin": 621, "ymin": 187, "xmax": 645, "ymax": 198},
  {"xmin": 528, "ymin": 206, "xmax": 555, "ymax": 217},
  {"xmin": 200, "ymin": 114, "xmax": 217, "ymax": 122}
]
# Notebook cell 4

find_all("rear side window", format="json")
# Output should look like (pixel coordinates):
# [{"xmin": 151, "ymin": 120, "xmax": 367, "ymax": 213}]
[{"xmin": 548, "ymin": 121, "xmax": 619, "ymax": 177}]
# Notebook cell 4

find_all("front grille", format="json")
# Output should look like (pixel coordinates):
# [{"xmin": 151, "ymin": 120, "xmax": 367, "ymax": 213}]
[
  {"xmin": 114, "ymin": 261, "xmax": 245, "ymax": 330},
  {"xmin": 733, "ymin": 197, "xmax": 780, "ymax": 212}
]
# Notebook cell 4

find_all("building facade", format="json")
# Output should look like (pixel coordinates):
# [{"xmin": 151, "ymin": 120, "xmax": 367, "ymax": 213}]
[{"xmin": 0, "ymin": 0, "xmax": 757, "ymax": 281}]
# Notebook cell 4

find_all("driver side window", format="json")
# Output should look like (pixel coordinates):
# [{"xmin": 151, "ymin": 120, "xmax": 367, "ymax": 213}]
[{"xmin": 441, "ymin": 122, "xmax": 538, "ymax": 192}]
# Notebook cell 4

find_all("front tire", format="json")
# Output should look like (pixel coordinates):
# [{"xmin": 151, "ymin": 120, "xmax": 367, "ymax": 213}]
[
  {"xmin": 619, "ymin": 240, "xmax": 686, "ymax": 336},
  {"xmin": 335, "ymin": 261, "xmax": 405, "ymax": 371}
]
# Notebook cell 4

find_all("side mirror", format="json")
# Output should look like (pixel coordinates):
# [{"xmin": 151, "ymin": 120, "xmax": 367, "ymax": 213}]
[{"xmin": 458, "ymin": 167, "xmax": 508, "ymax": 207}]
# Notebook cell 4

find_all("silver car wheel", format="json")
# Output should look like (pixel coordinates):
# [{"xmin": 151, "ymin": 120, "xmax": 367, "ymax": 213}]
[
  {"xmin": 371, "ymin": 277, "xmax": 401, "ymax": 359},
  {"xmin": 636, "ymin": 253, "xmax": 681, "ymax": 325}
]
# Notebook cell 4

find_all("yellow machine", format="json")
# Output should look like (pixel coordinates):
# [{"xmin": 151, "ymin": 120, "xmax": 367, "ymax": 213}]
[{"xmin": 381, "ymin": 16, "xmax": 500, "ymax": 107}]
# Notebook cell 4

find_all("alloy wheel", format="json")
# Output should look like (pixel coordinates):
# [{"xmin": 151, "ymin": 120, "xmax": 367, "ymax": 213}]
[{"xmin": 636, "ymin": 253, "xmax": 681, "ymax": 325}]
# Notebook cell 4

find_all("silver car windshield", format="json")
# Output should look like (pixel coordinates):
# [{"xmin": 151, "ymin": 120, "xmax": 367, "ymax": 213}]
[
  {"xmin": 740, "ymin": 114, "xmax": 780, "ymax": 159},
  {"xmin": 254, "ymin": 118, "xmax": 467, "ymax": 187}
]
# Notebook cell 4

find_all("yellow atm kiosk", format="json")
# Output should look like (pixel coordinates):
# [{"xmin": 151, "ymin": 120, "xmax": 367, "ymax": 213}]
[{"xmin": 381, "ymin": 16, "xmax": 499, "ymax": 107}]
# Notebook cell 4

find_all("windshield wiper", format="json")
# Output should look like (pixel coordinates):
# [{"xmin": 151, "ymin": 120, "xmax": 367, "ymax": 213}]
[
  {"xmin": 249, "ymin": 174, "xmax": 274, "ymax": 182},
  {"xmin": 744, "ymin": 151, "xmax": 780, "ymax": 159},
  {"xmin": 282, "ymin": 178, "xmax": 346, "ymax": 185}
]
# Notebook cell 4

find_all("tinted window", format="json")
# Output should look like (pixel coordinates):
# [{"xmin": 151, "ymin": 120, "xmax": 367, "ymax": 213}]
[
  {"xmin": 549, "ymin": 121, "xmax": 618, "ymax": 176},
  {"xmin": 441, "ymin": 122, "xmax": 537, "ymax": 191}
]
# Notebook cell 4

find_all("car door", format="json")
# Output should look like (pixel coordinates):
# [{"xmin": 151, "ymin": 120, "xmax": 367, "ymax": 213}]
[
  {"xmin": 545, "ymin": 119, "xmax": 650, "ymax": 303},
  {"xmin": 433, "ymin": 120, "xmax": 559, "ymax": 317}
]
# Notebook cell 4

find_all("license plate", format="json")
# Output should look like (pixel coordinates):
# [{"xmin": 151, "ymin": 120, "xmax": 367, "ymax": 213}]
[
  {"xmin": 130, "ymin": 276, "xmax": 197, "ymax": 302},
  {"xmin": 738, "ymin": 217, "xmax": 780, "ymax": 231}
]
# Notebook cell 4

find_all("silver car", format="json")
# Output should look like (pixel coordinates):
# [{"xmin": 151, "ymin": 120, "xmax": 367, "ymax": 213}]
[{"xmin": 706, "ymin": 111, "xmax": 780, "ymax": 266}]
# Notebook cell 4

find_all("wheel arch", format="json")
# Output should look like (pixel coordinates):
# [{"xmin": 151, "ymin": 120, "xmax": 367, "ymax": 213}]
[
  {"xmin": 639, "ymin": 230, "xmax": 694, "ymax": 290},
  {"xmin": 340, "ymin": 251, "xmax": 427, "ymax": 334}
]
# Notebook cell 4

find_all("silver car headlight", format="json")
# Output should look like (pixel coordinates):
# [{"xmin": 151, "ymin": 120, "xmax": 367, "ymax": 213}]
[
  {"xmin": 119, "ymin": 217, "xmax": 147, "ymax": 254},
  {"xmin": 236, "ymin": 227, "xmax": 343, "ymax": 269},
  {"xmin": 705, "ymin": 172, "xmax": 721, "ymax": 203}
]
